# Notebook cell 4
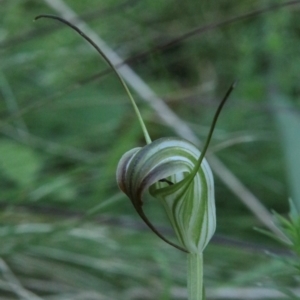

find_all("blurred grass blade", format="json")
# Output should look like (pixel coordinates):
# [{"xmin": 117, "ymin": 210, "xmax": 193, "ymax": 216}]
[{"xmin": 272, "ymin": 95, "xmax": 300, "ymax": 210}]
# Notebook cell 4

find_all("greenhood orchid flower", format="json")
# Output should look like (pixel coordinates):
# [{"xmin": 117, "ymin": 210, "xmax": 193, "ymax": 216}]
[
  {"xmin": 116, "ymin": 137, "xmax": 215, "ymax": 254},
  {"xmin": 35, "ymin": 14, "xmax": 235, "ymax": 299},
  {"xmin": 115, "ymin": 75, "xmax": 234, "ymax": 254}
]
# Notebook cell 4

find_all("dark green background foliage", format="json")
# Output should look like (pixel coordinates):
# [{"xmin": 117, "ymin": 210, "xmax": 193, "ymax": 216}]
[{"xmin": 0, "ymin": 0, "xmax": 300, "ymax": 299}]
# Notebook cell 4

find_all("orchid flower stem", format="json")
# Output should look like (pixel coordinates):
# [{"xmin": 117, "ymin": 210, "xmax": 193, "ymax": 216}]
[
  {"xmin": 34, "ymin": 14, "xmax": 152, "ymax": 145},
  {"xmin": 187, "ymin": 253, "xmax": 204, "ymax": 300}
]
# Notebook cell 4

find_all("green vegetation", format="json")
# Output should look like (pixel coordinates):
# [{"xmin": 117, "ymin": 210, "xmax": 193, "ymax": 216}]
[{"xmin": 0, "ymin": 0, "xmax": 300, "ymax": 299}]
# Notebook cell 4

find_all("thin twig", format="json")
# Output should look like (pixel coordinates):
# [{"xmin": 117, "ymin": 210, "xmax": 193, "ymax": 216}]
[{"xmin": 50, "ymin": 0, "xmax": 300, "ymax": 86}]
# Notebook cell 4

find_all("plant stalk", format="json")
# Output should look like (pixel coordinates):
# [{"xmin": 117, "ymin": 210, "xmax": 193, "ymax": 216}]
[{"xmin": 187, "ymin": 253, "xmax": 204, "ymax": 300}]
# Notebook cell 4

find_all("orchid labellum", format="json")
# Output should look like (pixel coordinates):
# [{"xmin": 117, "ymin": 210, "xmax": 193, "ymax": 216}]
[{"xmin": 35, "ymin": 14, "xmax": 235, "ymax": 300}]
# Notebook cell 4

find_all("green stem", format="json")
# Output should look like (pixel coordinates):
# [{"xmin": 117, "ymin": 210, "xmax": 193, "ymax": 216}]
[
  {"xmin": 35, "ymin": 14, "xmax": 152, "ymax": 145},
  {"xmin": 187, "ymin": 253, "xmax": 204, "ymax": 300}
]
